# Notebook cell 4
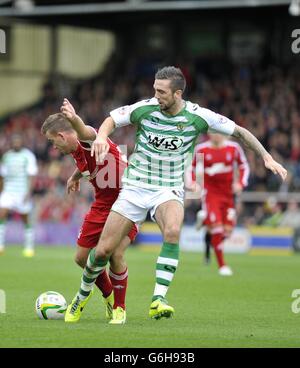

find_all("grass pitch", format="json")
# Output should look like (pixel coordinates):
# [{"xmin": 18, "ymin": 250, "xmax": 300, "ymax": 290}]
[{"xmin": 0, "ymin": 245, "xmax": 300, "ymax": 348}]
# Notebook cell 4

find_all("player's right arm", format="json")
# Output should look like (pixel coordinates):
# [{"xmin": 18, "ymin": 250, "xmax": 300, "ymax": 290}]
[
  {"xmin": 91, "ymin": 103, "xmax": 135, "ymax": 164},
  {"xmin": 91, "ymin": 99, "xmax": 156, "ymax": 164},
  {"xmin": 61, "ymin": 98, "xmax": 96, "ymax": 141},
  {"xmin": 91, "ymin": 117, "xmax": 116, "ymax": 164}
]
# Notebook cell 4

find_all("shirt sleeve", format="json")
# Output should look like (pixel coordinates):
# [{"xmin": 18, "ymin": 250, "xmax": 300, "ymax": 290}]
[
  {"xmin": 198, "ymin": 107, "xmax": 236, "ymax": 136},
  {"xmin": 110, "ymin": 105, "xmax": 133, "ymax": 128}
]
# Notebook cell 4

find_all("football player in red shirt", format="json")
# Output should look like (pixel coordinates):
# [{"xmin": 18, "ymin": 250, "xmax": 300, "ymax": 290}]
[
  {"xmin": 41, "ymin": 99, "xmax": 137, "ymax": 324},
  {"xmin": 191, "ymin": 133, "xmax": 249, "ymax": 276}
]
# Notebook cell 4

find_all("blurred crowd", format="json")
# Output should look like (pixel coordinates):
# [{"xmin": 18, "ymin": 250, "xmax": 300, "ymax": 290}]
[{"xmin": 1, "ymin": 57, "xmax": 300, "ymax": 226}]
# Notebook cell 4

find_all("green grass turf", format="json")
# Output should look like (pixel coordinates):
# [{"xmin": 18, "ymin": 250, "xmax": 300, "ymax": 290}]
[{"xmin": 0, "ymin": 245, "xmax": 300, "ymax": 348}]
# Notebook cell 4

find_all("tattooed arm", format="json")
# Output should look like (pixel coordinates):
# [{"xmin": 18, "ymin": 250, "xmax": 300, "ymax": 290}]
[{"xmin": 232, "ymin": 125, "xmax": 287, "ymax": 181}]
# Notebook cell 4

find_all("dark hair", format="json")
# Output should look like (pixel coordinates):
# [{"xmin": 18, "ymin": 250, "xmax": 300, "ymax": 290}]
[
  {"xmin": 155, "ymin": 66, "xmax": 186, "ymax": 93},
  {"xmin": 41, "ymin": 113, "xmax": 74, "ymax": 135}
]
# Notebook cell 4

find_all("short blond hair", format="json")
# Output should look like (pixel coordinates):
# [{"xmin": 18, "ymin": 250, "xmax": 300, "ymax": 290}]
[{"xmin": 41, "ymin": 113, "xmax": 74, "ymax": 135}]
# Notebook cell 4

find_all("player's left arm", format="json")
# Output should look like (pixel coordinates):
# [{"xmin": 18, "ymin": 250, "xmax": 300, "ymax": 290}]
[
  {"xmin": 232, "ymin": 125, "xmax": 287, "ymax": 181},
  {"xmin": 61, "ymin": 98, "xmax": 96, "ymax": 141},
  {"xmin": 66, "ymin": 168, "xmax": 82, "ymax": 194},
  {"xmin": 198, "ymin": 107, "xmax": 287, "ymax": 182}
]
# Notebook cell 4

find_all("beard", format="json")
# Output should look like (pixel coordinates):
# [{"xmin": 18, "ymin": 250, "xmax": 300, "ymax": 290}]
[{"xmin": 160, "ymin": 99, "xmax": 176, "ymax": 112}]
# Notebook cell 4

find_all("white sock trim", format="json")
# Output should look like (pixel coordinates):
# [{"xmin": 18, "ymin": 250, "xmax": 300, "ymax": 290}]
[
  {"xmin": 153, "ymin": 283, "xmax": 168, "ymax": 298},
  {"xmin": 109, "ymin": 268, "xmax": 128, "ymax": 281}
]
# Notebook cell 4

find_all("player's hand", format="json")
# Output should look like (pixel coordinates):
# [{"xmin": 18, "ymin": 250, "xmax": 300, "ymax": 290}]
[
  {"xmin": 263, "ymin": 154, "xmax": 287, "ymax": 181},
  {"xmin": 188, "ymin": 182, "xmax": 201, "ymax": 192},
  {"xmin": 233, "ymin": 182, "xmax": 243, "ymax": 195},
  {"xmin": 61, "ymin": 98, "xmax": 77, "ymax": 122},
  {"xmin": 67, "ymin": 177, "xmax": 80, "ymax": 194},
  {"xmin": 91, "ymin": 136, "xmax": 109, "ymax": 164}
]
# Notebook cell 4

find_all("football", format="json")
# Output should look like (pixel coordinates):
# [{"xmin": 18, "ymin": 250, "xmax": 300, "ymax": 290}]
[{"xmin": 35, "ymin": 291, "xmax": 67, "ymax": 320}]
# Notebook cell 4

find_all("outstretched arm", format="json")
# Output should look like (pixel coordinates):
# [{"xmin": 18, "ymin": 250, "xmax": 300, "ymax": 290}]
[
  {"xmin": 60, "ymin": 98, "xmax": 96, "ymax": 141},
  {"xmin": 232, "ymin": 125, "xmax": 287, "ymax": 181},
  {"xmin": 91, "ymin": 117, "xmax": 116, "ymax": 164}
]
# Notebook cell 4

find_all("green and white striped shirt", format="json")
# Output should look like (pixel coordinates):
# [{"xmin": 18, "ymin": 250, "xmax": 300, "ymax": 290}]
[
  {"xmin": 110, "ymin": 98, "xmax": 235, "ymax": 190},
  {"xmin": 0, "ymin": 148, "xmax": 38, "ymax": 195}
]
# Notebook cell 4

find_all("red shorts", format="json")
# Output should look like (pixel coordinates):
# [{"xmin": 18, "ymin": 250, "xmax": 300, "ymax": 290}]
[
  {"xmin": 203, "ymin": 194, "xmax": 236, "ymax": 227},
  {"xmin": 77, "ymin": 205, "xmax": 138, "ymax": 249}
]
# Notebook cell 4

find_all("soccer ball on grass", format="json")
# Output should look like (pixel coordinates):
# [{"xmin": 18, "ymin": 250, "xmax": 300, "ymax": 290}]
[{"xmin": 35, "ymin": 291, "xmax": 67, "ymax": 320}]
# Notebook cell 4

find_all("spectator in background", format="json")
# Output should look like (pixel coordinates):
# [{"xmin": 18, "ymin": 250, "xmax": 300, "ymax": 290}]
[
  {"xmin": 0, "ymin": 60, "xmax": 299, "ymax": 227},
  {"xmin": 260, "ymin": 196, "xmax": 283, "ymax": 227},
  {"xmin": 280, "ymin": 201, "xmax": 300, "ymax": 228}
]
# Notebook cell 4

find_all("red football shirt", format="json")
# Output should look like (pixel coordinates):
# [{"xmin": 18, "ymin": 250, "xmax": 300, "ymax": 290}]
[
  {"xmin": 191, "ymin": 140, "xmax": 249, "ymax": 197},
  {"xmin": 71, "ymin": 136, "xmax": 127, "ymax": 206}
]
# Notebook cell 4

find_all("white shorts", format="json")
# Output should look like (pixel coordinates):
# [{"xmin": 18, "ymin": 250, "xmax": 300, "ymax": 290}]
[
  {"xmin": 0, "ymin": 192, "xmax": 32, "ymax": 214},
  {"xmin": 111, "ymin": 186, "xmax": 184, "ymax": 224}
]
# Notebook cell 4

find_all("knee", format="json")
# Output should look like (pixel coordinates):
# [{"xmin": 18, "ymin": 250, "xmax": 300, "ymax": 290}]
[
  {"xmin": 163, "ymin": 224, "xmax": 181, "ymax": 243},
  {"xmin": 94, "ymin": 246, "xmax": 111, "ymax": 261},
  {"xmin": 74, "ymin": 253, "xmax": 86, "ymax": 268},
  {"xmin": 110, "ymin": 249, "xmax": 125, "ymax": 271}
]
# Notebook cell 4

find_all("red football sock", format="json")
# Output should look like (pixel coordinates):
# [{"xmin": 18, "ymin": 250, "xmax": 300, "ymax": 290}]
[
  {"xmin": 109, "ymin": 268, "xmax": 128, "ymax": 310},
  {"xmin": 95, "ymin": 269, "xmax": 113, "ymax": 298},
  {"xmin": 210, "ymin": 228, "xmax": 226, "ymax": 268}
]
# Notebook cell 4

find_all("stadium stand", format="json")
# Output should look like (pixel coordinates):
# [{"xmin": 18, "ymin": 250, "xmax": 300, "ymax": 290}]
[{"xmin": 0, "ymin": 54, "xmax": 300, "ymax": 227}]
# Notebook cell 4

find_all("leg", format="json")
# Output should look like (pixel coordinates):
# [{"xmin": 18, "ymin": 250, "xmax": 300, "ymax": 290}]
[
  {"xmin": 75, "ymin": 245, "xmax": 113, "ymax": 299},
  {"xmin": 0, "ymin": 207, "xmax": 9, "ymax": 254},
  {"xmin": 204, "ymin": 230, "xmax": 211, "ymax": 265},
  {"xmin": 209, "ymin": 224, "xmax": 233, "ymax": 276},
  {"xmin": 21, "ymin": 213, "xmax": 35, "ymax": 257},
  {"xmin": 208, "ymin": 224, "xmax": 225, "ymax": 268},
  {"xmin": 109, "ymin": 235, "xmax": 129, "ymax": 274},
  {"xmin": 81, "ymin": 210, "xmax": 133, "ymax": 299},
  {"xmin": 203, "ymin": 196, "xmax": 230, "ymax": 273},
  {"xmin": 149, "ymin": 200, "xmax": 184, "ymax": 319},
  {"xmin": 216, "ymin": 204, "xmax": 236, "ymax": 276},
  {"xmin": 108, "ymin": 235, "xmax": 131, "ymax": 324},
  {"xmin": 75, "ymin": 244, "xmax": 114, "ymax": 320},
  {"xmin": 109, "ymin": 235, "xmax": 130, "ymax": 308},
  {"xmin": 65, "ymin": 211, "xmax": 133, "ymax": 323},
  {"xmin": 74, "ymin": 245, "xmax": 90, "ymax": 268}
]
